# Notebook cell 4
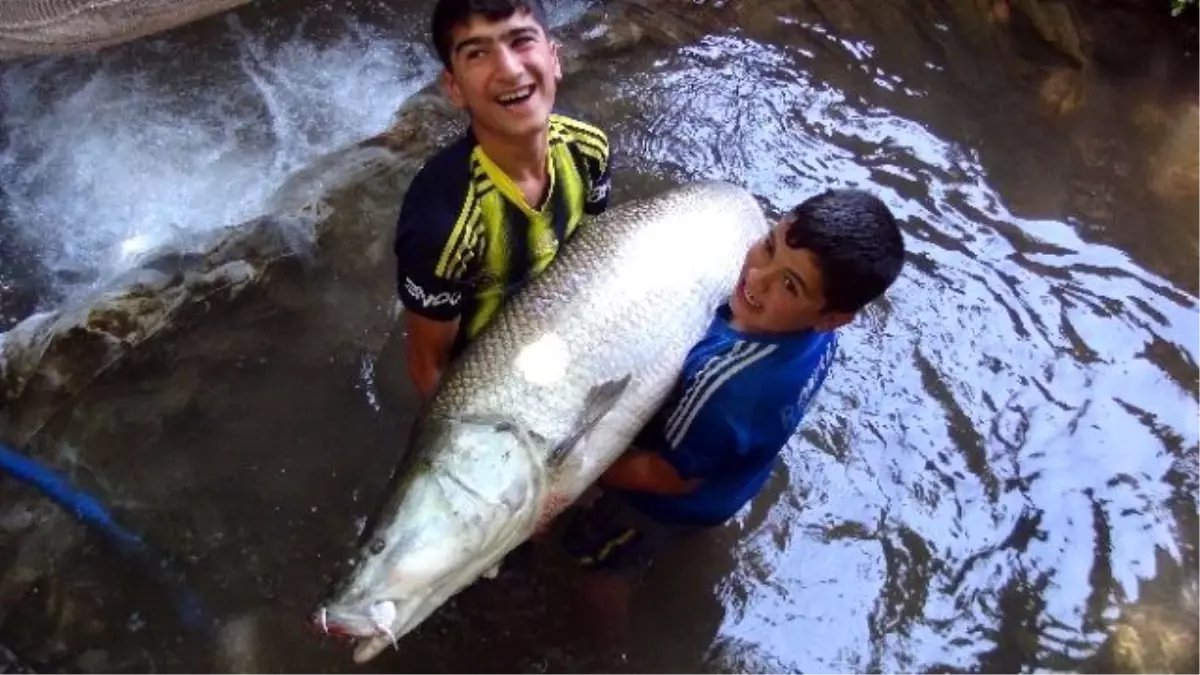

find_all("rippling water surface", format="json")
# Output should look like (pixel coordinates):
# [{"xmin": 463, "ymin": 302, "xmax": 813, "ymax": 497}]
[
  {"xmin": 0, "ymin": 1, "xmax": 1195, "ymax": 673},
  {"xmin": 556, "ymin": 18, "xmax": 1198, "ymax": 671}
]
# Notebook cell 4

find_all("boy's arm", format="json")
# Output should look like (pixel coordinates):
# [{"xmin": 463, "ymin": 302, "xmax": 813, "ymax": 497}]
[
  {"xmin": 404, "ymin": 313, "xmax": 460, "ymax": 399},
  {"xmin": 599, "ymin": 448, "xmax": 700, "ymax": 495},
  {"xmin": 600, "ymin": 385, "xmax": 747, "ymax": 496},
  {"xmin": 393, "ymin": 177, "xmax": 472, "ymax": 400}
]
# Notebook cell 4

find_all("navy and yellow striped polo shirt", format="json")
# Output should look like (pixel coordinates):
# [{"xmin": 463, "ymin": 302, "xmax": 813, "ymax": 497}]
[{"xmin": 393, "ymin": 113, "xmax": 611, "ymax": 357}]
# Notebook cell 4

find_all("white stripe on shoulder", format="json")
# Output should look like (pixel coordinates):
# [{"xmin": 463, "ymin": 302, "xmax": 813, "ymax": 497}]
[
  {"xmin": 665, "ymin": 341, "xmax": 753, "ymax": 438},
  {"xmin": 667, "ymin": 342, "xmax": 778, "ymax": 448}
]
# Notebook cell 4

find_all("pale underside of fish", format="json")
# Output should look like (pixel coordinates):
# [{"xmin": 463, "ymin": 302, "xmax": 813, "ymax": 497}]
[
  {"xmin": 314, "ymin": 180, "xmax": 769, "ymax": 663},
  {"xmin": 0, "ymin": 0, "xmax": 253, "ymax": 57}
]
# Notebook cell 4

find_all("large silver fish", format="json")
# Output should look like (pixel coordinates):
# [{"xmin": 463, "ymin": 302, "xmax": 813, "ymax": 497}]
[{"xmin": 313, "ymin": 180, "xmax": 768, "ymax": 663}]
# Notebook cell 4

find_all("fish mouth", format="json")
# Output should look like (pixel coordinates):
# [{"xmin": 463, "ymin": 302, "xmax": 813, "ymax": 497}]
[{"xmin": 310, "ymin": 602, "xmax": 403, "ymax": 663}]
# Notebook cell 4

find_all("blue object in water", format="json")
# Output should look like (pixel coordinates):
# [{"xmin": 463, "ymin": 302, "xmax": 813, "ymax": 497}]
[{"xmin": 0, "ymin": 441, "xmax": 210, "ymax": 632}]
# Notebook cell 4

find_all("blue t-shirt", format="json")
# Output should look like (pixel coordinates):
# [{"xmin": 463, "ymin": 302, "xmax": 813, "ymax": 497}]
[{"xmin": 619, "ymin": 303, "xmax": 837, "ymax": 527}]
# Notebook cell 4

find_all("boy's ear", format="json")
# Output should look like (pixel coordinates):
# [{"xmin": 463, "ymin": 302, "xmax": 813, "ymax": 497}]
[
  {"xmin": 441, "ymin": 69, "xmax": 466, "ymax": 109},
  {"xmin": 550, "ymin": 39, "xmax": 563, "ymax": 81}
]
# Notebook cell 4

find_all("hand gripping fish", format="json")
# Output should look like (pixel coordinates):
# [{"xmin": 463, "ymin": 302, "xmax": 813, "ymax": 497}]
[{"xmin": 313, "ymin": 180, "xmax": 768, "ymax": 663}]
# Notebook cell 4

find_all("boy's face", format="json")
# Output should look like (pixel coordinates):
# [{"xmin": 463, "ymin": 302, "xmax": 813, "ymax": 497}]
[
  {"xmin": 729, "ymin": 215, "xmax": 855, "ymax": 334},
  {"xmin": 441, "ymin": 9, "xmax": 561, "ymax": 141}
]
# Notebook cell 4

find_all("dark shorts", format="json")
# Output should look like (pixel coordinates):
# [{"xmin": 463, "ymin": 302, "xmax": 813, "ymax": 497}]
[{"xmin": 559, "ymin": 488, "xmax": 697, "ymax": 579}]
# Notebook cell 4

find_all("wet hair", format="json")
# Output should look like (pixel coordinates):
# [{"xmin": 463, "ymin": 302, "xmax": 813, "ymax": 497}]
[
  {"xmin": 431, "ymin": 0, "xmax": 550, "ymax": 70},
  {"xmin": 784, "ymin": 188, "xmax": 906, "ymax": 313}
]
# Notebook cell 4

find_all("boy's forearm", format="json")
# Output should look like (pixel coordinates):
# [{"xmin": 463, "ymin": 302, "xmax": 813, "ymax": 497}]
[
  {"xmin": 404, "ymin": 313, "xmax": 460, "ymax": 399},
  {"xmin": 599, "ymin": 450, "xmax": 701, "ymax": 495}
]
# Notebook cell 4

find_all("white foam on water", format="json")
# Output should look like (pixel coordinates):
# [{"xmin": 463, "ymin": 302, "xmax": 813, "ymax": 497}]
[
  {"xmin": 0, "ymin": 0, "xmax": 596, "ymax": 325},
  {"xmin": 0, "ymin": 13, "xmax": 441, "ymax": 313}
]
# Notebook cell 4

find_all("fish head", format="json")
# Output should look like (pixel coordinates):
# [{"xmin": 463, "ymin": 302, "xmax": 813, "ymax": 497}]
[{"xmin": 313, "ymin": 416, "xmax": 548, "ymax": 663}]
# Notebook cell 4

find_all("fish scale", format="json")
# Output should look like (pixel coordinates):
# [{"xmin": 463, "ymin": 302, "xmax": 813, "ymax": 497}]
[
  {"xmin": 315, "ymin": 180, "xmax": 769, "ymax": 663},
  {"xmin": 0, "ymin": 0, "xmax": 252, "ymax": 54}
]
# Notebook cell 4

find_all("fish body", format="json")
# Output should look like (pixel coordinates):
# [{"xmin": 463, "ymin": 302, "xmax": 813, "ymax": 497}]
[
  {"xmin": 0, "ymin": 0, "xmax": 253, "ymax": 58},
  {"xmin": 314, "ymin": 180, "xmax": 768, "ymax": 663}
]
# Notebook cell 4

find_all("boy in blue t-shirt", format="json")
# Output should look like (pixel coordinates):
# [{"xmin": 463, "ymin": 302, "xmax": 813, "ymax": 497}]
[{"xmin": 559, "ymin": 186, "xmax": 906, "ymax": 626}]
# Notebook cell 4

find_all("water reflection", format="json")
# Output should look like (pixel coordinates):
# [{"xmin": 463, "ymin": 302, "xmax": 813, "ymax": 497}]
[{"xmin": 0, "ymin": 2, "xmax": 1196, "ymax": 674}]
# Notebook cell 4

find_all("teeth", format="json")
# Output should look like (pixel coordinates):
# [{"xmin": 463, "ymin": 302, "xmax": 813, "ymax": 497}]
[
  {"xmin": 497, "ymin": 86, "xmax": 533, "ymax": 103},
  {"xmin": 369, "ymin": 601, "xmax": 397, "ymax": 630}
]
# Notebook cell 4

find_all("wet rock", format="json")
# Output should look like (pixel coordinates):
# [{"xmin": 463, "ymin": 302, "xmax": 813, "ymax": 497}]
[
  {"xmin": 1080, "ymin": 5, "xmax": 1164, "ymax": 77},
  {"xmin": 0, "ymin": 503, "xmax": 36, "ymax": 534},
  {"xmin": 1083, "ymin": 605, "xmax": 1200, "ymax": 674},
  {"xmin": 1038, "ymin": 65, "xmax": 1086, "ymax": 115},
  {"xmin": 599, "ymin": 0, "xmax": 740, "ymax": 48},
  {"xmin": 789, "ymin": 0, "xmax": 864, "ymax": 34},
  {"xmin": 1010, "ymin": 0, "xmax": 1087, "ymax": 65},
  {"xmin": 0, "ymin": 497, "xmax": 83, "ymax": 644},
  {"xmin": 991, "ymin": 0, "xmax": 1012, "ymax": 24},
  {"xmin": 75, "ymin": 649, "xmax": 108, "ymax": 672},
  {"xmin": 1145, "ymin": 103, "xmax": 1199, "ymax": 201},
  {"xmin": 0, "ymin": 643, "xmax": 35, "ymax": 674},
  {"xmin": 1133, "ymin": 100, "xmax": 1174, "ymax": 131},
  {"xmin": 0, "ymin": 497, "xmax": 77, "ymax": 571},
  {"xmin": 0, "ymin": 212, "xmax": 321, "ymax": 447}
]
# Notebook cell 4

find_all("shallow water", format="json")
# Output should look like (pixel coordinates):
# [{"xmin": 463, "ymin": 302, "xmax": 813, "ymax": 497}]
[{"xmin": 1, "ymin": 0, "xmax": 1197, "ymax": 673}]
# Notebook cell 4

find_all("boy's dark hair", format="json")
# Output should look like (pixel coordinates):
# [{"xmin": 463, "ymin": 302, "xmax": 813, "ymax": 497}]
[
  {"xmin": 784, "ymin": 188, "xmax": 906, "ymax": 314},
  {"xmin": 431, "ymin": 0, "xmax": 550, "ymax": 70}
]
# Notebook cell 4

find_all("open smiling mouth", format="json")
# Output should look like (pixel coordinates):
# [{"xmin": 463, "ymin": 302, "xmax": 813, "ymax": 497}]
[{"xmin": 496, "ymin": 85, "xmax": 535, "ymax": 107}]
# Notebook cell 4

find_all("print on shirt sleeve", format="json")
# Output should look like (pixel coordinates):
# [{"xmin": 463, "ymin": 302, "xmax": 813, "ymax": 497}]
[
  {"xmin": 586, "ymin": 156, "xmax": 611, "ymax": 215},
  {"xmin": 558, "ymin": 116, "xmax": 611, "ymax": 216},
  {"xmin": 393, "ymin": 173, "xmax": 474, "ymax": 322},
  {"xmin": 660, "ymin": 342, "xmax": 778, "ymax": 477},
  {"xmin": 780, "ymin": 336, "xmax": 838, "ymax": 432},
  {"xmin": 402, "ymin": 276, "xmax": 463, "ymax": 311}
]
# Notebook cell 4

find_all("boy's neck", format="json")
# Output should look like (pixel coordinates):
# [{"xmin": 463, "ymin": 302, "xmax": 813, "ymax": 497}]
[
  {"xmin": 473, "ymin": 122, "xmax": 550, "ymax": 182},
  {"xmin": 721, "ymin": 303, "xmax": 817, "ymax": 339}
]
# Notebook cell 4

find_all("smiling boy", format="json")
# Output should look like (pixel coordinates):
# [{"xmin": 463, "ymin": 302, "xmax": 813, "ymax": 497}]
[
  {"xmin": 561, "ymin": 187, "xmax": 906, "ymax": 628},
  {"xmin": 394, "ymin": 0, "xmax": 612, "ymax": 399}
]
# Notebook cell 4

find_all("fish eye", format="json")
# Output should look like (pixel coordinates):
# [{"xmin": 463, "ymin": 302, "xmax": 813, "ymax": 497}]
[{"xmin": 369, "ymin": 539, "xmax": 385, "ymax": 555}]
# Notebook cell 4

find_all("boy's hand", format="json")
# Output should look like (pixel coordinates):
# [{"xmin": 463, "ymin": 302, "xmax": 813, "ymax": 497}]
[
  {"xmin": 599, "ymin": 449, "xmax": 701, "ymax": 495},
  {"xmin": 404, "ymin": 313, "xmax": 460, "ymax": 399}
]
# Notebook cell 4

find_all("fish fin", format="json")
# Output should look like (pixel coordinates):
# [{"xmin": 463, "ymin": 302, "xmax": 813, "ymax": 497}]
[{"xmin": 549, "ymin": 374, "xmax": 632, "ymax": 465}]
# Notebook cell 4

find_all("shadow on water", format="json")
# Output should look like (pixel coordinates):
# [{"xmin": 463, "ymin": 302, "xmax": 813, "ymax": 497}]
[{"xmin": 1, "ymin": 0, "xmax": 1198, "ymax": 673}]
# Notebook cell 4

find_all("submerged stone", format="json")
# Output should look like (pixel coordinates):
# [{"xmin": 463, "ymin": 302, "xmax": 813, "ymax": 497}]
[{"xmin": 0, "ymin": 641, "xmax": 36, "ymax": 673}]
